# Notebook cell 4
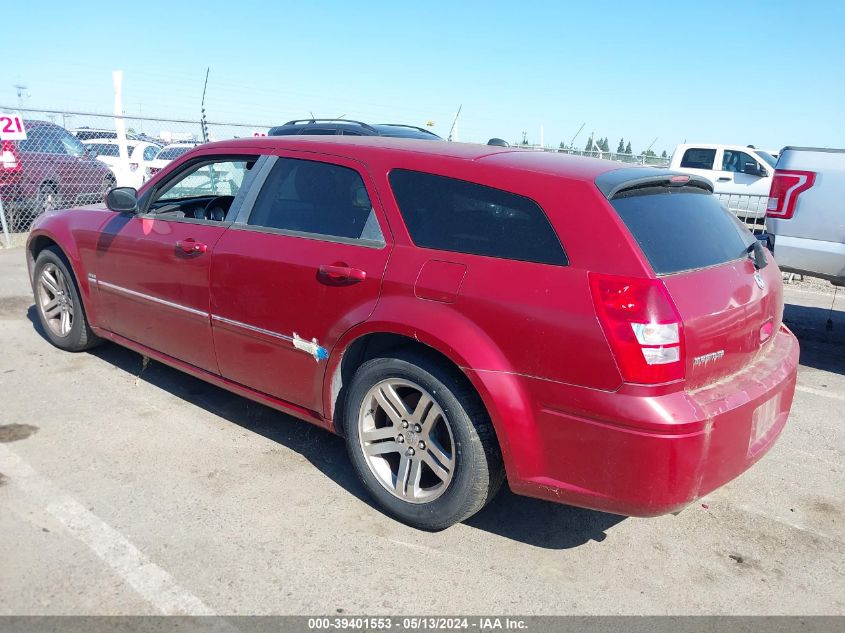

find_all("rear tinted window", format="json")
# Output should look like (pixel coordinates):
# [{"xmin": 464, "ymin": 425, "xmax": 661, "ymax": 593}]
[
  {"xmin": 680, "ymin": 148, "xmax": 716, "ymax": 169},
  {"xmin": 611, "ymin": 189, "xmax": 755, "ymax": 275},
  {"xmin": 389, "ymin": 169, "xmax": 567, "ymax": 265}
]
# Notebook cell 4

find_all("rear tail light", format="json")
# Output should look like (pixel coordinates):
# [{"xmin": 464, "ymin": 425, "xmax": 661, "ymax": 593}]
[
  {"xmin": 1, "ymin": 140, "xmax": 21, "ymax": 172},
  {"xmin": 767, "ymin": 169, "xmax": 815, "ymax": 219},
  {"xmin": 129, "ymin": 162, "xmax": 139, "ymax": 171},
  {"xmin": 589, "ymin": 273, "xmax": 685, "ymax": 384}
]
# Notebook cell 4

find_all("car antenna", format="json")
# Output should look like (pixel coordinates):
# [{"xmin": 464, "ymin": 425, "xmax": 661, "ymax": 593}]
[{"xmin": 447, "ymin": 104, "xmax": 462, "ymax": 142}]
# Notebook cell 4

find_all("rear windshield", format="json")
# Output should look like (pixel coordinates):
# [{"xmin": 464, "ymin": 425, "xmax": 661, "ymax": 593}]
[{"xmin": 611, "ymin": 189, "xmax": 755, "ymax": 275}]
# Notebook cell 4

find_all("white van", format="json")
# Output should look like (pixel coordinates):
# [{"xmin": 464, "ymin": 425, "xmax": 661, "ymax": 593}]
[{"xmin": 669, "ymin": 143, "xmax": 778, "ymax": 229}]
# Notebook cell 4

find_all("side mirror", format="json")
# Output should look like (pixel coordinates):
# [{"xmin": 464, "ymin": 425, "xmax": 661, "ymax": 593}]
[
  {"xmin": 743, "ymin": 162, "xmax": 766, "ymax": 177},
  {"xmin": 105, "ymin": 187, "xmax": 139, "ymax": 213}
]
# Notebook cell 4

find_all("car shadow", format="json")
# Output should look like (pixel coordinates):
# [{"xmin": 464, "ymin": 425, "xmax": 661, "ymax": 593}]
[
  {"xmin": 783, "ymin": 301, "xmax": 845, "ymax": 375},
  {"xmin": 26, "ymin": 305, "xmax": 624, "ymax": 549}
]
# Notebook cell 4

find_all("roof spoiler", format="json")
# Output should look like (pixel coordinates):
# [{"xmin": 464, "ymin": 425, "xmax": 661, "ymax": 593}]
[{"xmin": 595, "ymin": 168, "xmax": 713, "ymax": 199}]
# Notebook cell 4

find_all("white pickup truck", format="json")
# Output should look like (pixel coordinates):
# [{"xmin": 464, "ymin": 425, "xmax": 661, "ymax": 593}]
[
  {"xmin": 766, "ymin": 146, "xmax": 845, "ymax": 286},
  {"xmin": 670, "ymin": 143, "xmax": 778, "ymax": 231}
]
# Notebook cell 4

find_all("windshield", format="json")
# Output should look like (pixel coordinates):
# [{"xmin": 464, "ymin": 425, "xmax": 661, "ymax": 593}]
[
  {"xmin": 755, "ymin": 151, "xmax": 777, "ymax": 168},
  {"xmin": 156, "ymin": 146, "xmax": 192, "ymax": 161}
]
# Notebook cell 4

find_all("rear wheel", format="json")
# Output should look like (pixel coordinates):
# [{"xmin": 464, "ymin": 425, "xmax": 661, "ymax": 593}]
[
  {"xmin": 343, "ymin": 350, "xmax": 503, "ymax": 530},
  {"xmin": 36, "ymin": 182, "xmax": 61, "ymax": 215},
  {"xmin": 33, "ymin": 247, "xmax": 101, "ymax": 352}
]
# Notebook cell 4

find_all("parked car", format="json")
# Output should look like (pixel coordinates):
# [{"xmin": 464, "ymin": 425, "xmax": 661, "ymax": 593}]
[
  {"xmin": 26, "ymin": 136, "xmax": 798, "ymax": 530},
  {"xmin": 670, "ymin": 143, "xmax": 778, "ymax": 231},
  {"xmin": 143, "ymin": 143, "xmax": 198, "ymax": 183},
  {"xmin": 72, "ymin": 127, "xmax": 143, "ymax": 142},
  {"xmin": 0, "ymin": 120, "xmax": 115, "ymax": 231},
  {"xmin": 766, "ymin": 146, "xmax": 845, "ymax": 286},
  {"xmin": 82, "ymin": 139, "xmax": 162, "ymax": 189},
  {"xmin": 269, "ymin": 118, "xmax": 442, "ymax": 140}
]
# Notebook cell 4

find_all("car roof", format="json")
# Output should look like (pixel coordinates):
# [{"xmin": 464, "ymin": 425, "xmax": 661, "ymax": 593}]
[{"xmin": 198, "ymin": 136, "xmax": 623, "ymax": 182}]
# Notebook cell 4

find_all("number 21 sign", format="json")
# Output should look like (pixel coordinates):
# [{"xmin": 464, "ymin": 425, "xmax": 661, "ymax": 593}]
[{"xmin": 0, "ymin": 113, "xmax": 27, "ymax": 140}]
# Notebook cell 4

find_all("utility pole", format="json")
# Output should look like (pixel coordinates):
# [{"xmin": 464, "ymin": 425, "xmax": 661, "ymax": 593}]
[{"xmin": 569, "ymin": 122, "xmax": 585, "ymax": 151}]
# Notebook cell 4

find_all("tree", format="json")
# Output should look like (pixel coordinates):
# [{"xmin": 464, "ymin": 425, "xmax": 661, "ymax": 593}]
[
  {"xmin": 661, "ymin": 150, "xmax": 668, "ymax": 158},
  {"xmin": 625, "ymin": 141, "xmax": 632, "ymax": 155},
  {"xmin": 617, "ymin": 138, "xmax": 625, "ymax": 153},
  {"xmin": 599, "ymin": 137, "xmax": 610, "ymax": 152},
  {"xmin": 584, "ymin": 136, "xmax": 594, "ymax": 152}
]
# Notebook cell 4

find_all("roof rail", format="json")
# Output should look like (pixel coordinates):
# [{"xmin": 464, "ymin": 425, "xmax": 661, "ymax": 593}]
[{"xmin": 282, "ymin": 118, "xmax": 377, "ymax": 132}]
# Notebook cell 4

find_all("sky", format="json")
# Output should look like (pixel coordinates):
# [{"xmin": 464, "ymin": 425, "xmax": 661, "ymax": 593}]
[{"xmin": 3, "ymin": 0, "xmax": 844, "ymax": 154}]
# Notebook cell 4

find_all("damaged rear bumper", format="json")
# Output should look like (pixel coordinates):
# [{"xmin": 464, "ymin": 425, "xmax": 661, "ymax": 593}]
[{"xmin": 482, "ymin": 326, "xmax": 799, "ymax": 517}]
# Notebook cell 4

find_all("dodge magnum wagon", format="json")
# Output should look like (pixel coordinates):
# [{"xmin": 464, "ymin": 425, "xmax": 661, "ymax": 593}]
[{"xmin": 26, "ymin": 136, "xmax": 799, "ymax": 530}]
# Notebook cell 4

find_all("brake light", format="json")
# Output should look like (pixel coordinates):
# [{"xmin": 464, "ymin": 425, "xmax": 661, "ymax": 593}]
[
  {"xmin": 589, "ymin": 273, "xmax": 684, "ymax": 384},
  {"xmin": 767, "ymin": 169, "xmax": 815, "ymax": 219},
  {"xmin": 1, "ymin": 140, "xmax": 21, "ymax": 172}
]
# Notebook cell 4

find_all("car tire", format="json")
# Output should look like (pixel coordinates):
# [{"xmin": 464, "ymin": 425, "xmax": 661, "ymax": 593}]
[
  {"xmin": 36, "ymin": 182, "xmax": 61, "ymax": 215},
  {"xmin": 343, "ymin": 350, "xmax": 504, "ymax": 530},
  {"xmin": 32, "ymin": 246, "xmax": 101, "ymax": 352}
]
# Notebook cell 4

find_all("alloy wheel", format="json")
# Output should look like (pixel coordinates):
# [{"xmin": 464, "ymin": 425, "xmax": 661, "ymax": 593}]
[
  {"xmin": 37, "ymin": 263, "xmax": 74, "ymax": 337},
  {"xmin": 358, "ymin": 378, "xmax": 456, "ymax": 503}
]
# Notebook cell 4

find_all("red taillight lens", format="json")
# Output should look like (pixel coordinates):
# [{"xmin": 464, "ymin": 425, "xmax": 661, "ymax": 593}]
[
  {"xmin": 589, "ymin": 273, "xmax": 685, "ymax": 384},
  {"xmin": 1, "ymin": 140, "xmax": 21, "ymax": 172},
  {"xmin": 767, "ymin": 169, "xmax": 815, "ymax": 219}
]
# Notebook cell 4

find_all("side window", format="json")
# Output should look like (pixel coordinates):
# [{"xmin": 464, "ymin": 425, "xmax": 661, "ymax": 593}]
[
  {"xmin": 298, "ymin": 128, "xmax": 337, "ymax": 135},
  {"xmin": 37, "ymin": 128, "xmax": 66, "ymax": 155},
  {"xmin": 388, "ymin": 169, "xmax": 567, "ymax": 266},
  {"xmin": 146, "ymin": 156, "xmax": 260, "ymax": 222},
  {"xmin": 247, "ymin": 158, "xmax": 385, "ymax": 245},
  {"xmin": 143, "ymin": 146, "xmax": 159, "ymax": 161},
  {"xmin": 57, "ymin": 130, "xmax": 86, "ymax": 157},
  {"xmin": 680, "ymin": 148, "xmax": 716, "ymax": 170},
  {"xmin": 18, "ymin": 128, "xmax": 44, "ymax": 153},
  {"xmin": 722, "ymin": 150, "xmax": 758, "ymax": 173},
  {"xmin": 158, "ymin": 159, "xmax": 251, "ymax": 200}
]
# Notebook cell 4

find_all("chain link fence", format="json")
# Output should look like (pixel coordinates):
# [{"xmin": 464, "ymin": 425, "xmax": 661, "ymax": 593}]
[
  {"xmin": 0, "ymin": 107, "xmax": 272, "ymax": 238},
  {"xmin": 1, "ymin": 106, "xmax": 765, "ymax": 243}
]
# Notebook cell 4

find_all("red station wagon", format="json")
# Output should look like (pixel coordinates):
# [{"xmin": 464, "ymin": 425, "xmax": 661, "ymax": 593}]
[{"xmin": 26, "ymin": 136, "xmax": 799, "ymax": 530}]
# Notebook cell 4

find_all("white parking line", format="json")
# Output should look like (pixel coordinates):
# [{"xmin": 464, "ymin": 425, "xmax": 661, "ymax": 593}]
[
  {"xmin": 795, "ymin": 384, "xmax": 845, "ymax": 401},
  {"xmin": 0, "ymin": 443, "xmax": 215, "ymax": 616}
]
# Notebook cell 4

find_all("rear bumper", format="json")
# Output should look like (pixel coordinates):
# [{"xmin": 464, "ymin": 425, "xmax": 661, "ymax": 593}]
[
  {"xmin": 769, "ymin": 234, "xmax": 845, "ymax": 284},
  {"xmin": 476, "ymin": 327, "xmax": 799, "ymax": 517}
]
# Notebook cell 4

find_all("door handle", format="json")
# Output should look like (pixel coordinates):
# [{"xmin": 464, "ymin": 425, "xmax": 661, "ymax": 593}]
[
  {"xmin": 176, "ymin": 239, "xmax": 207, "ymax": 254},
  {"xmin": 318, "ymin": 264, "xmax": 366, "ymax": 282},
  {"xmin": 717, "ymin": 177, "xmax": 731, "ymax": 182}
]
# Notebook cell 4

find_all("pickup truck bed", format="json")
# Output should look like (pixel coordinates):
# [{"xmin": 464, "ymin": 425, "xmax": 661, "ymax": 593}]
[{"xmin": 766, "ymin": 147, "xmax": 845, "ymax": 286}]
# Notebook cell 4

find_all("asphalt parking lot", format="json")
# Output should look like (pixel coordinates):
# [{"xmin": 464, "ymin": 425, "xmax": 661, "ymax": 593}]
[{"xmin": 0, "ymin": 245, "xmax": 843, "ymax": 616}]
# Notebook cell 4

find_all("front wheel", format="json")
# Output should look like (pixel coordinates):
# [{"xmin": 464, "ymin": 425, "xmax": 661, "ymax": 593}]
[
  {"xmin": 343, "ymin": 350, "xmax": 504, "ymax": 530},
  {"xmin": 32, "ymin": 247, "xmax": 101, "ymax": 352}
]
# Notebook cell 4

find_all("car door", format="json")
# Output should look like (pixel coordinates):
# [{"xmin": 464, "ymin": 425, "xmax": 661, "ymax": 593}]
[
  {"xmin": 714, "ymin": 149, "xmax": 772, "ymax": 218},
  {"xmin": 92, "ymin": 153, "xmax": 262, "ymax": 373},
  {"xmin": 209, "ymin": 153, "xmax": 391, "ymax": 413}
]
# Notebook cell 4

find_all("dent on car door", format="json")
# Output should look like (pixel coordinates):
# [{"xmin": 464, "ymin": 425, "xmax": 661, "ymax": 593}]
[
  {"xmin": 92, "ymin": 154, "xmax": 264, "ymax": 373},
  {"xmin": 209, "ymin": 154, "xmax": 391, "ymax": 414}
]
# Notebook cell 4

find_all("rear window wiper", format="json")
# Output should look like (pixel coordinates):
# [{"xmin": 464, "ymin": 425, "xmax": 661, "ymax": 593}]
[{"xmin": 747, "ymin": 240, "xmax": 768, "ymax": 270}]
